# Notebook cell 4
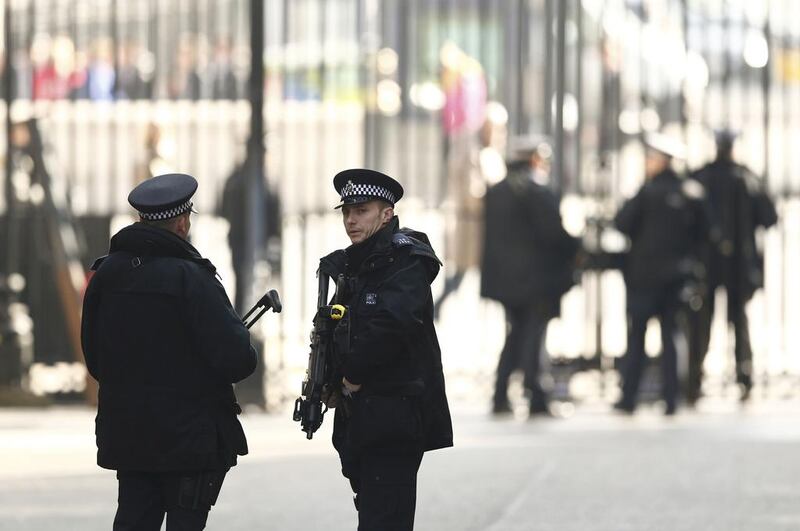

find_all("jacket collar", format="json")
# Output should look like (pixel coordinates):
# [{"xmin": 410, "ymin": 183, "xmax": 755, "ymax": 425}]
[
  {"xmin": 109, "ymin": 222, "xmax": 217, "ymax": 274},
  {"xmin": 653, "ymin": 168, "xmax": 679, "ymax": 182},
  {"xmin": 345, "ymin": 216, "xmax": 399, "ymax": 274}
]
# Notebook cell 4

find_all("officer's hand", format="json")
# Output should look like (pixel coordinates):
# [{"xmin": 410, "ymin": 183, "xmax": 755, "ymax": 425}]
[
  {"xmin": 574, "ymin": 249, "xmax": 589, "ymax": 270},
  {"xmin": 322, "ymin": 384, "xmax": 339, "ymax": 409},
  {"xmin": 342, "ymin": 377, "xmax": 361, "ymax": 394}
]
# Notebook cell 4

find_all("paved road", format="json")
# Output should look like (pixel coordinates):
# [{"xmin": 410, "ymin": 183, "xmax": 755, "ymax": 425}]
[{"xmin": 2, "ymin": 400, "xmax": 800, "ymax": 531}]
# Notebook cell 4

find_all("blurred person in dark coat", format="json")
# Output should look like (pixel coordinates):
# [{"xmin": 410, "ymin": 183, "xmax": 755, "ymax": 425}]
[
  {"xmin": 219, "ymin": 164, "xmax": 282, "ymax": 316},
  {"xmin": 480, "ymin": 136, "xmax": 580, "ymax": 416},
  {"xmin": 207, "ymin": 36, "xmax": 239, "ymax": 100},
  {"xmin": 687, "ymin": 130, "xmax": 778, "ymax": 403},
  {"xmin": 614, "ymin": 134, "xmax": 710, "ymax": 415},
  {"xmin": 81, "ymin": 173, "xmax": 257, "ymax": 530}
]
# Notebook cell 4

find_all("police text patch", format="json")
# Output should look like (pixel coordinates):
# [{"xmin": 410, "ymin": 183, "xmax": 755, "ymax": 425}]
[{"xmin": 365, "ymin": 293, "xmax": 378, "ymax": 305}]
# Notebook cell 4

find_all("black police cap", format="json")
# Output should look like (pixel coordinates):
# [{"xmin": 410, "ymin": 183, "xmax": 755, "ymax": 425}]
[
  {"xmin": 333, "ymin": 168, "xmax": 404, "ymax": 209},
  {"xmin": 128, "ymin": 173, "xmax": 198, "ymax": 221}
]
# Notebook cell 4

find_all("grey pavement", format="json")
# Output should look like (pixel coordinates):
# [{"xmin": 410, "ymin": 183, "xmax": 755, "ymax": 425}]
[{"xmin": 2, "ymin": 400, "xmax": 800, "ymax": 531}]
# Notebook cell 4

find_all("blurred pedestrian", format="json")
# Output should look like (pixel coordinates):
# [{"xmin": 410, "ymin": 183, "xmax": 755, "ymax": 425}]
[
  {"xmin": 86, "ymin": 38, "xmax": 115, "ymax": 101},
  {"xmin": 322, "ymin": 169, "xmax": 453, "ymax": 531},
  {"xmin": 31, "ymin": 35, "xmax": 67, "ymax": 100},
  {"xmin": 169, "ymin": 35, "xmax": 201, "ymax": 100},
  {"xmin": 435, "ymin": 44, "xmax": 488, "ymax": 317},
  {"xmin": 614, "ymin": 133, "xmax": 710, "ymax": 415},
  {"xmin": 115, "ymin": 40, "xmax": 152, "ymax": 100},
  {"xmin": 480, "ymin": 136, "xmax": 580, "ymax": 416},
  {"xmin": 687, "ymin": 130, "xmax": 778, "ymax": 403},
  {"xmin": 81, "ymin": 173, "xmax": 258, "ymax": 530},
  {"xmin": 218, "ymin": 164, "xmax": 282, "ymax": 316},
  {"xmin": 207, "ymin": 36, "xmax": 239, "ymax": 100},
  {"xmin": 134, "ymin": 122, "xmax": 173, "ymax": 185}
]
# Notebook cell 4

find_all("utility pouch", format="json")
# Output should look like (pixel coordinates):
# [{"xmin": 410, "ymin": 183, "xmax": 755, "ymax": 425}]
[{"xmin": 177, "ymin": 470, "xmax": 228, "ymax": 509}]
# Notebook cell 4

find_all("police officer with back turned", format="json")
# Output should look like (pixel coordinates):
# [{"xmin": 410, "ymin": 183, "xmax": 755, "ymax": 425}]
[
  {"xmin": 320, "ymin": 168, "xmax": 453, "ymax": 531},
  {"xmin": 614, "ymin": 134, "xmax": 710, "ymax": 415},
  {"xmin": 81, "ymin": 173, "xmax": 257, "ymax": 530},
  {"xmin": 688, "ymin": 130, "xmax": 777, "ymax": 403},
  {"xmin": 480, "ymin": 136, "xmax": 580, "ymax": 416}
]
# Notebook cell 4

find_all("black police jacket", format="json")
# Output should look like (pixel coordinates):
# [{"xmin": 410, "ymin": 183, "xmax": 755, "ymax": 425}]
[
  {"xmin": 692, "ymin": 159, "xmax": 777, "ymax": 299},
  {"xmin": 615, "ymin": 169, "xmax": 711, "ymax": 292},
  {"xmin": 321, "ymin": 217, "xmax": 453, "ymax": 452},
  {"xmin": 81, "ymin": 223, "xmax": 257, "ymax": 472},
  {"xmin": 480, "ymin": 166, "xmax": 580, "ymax": 311}
]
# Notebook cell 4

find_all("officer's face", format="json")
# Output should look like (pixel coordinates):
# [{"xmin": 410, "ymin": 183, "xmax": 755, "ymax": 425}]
[
  {"xmin": 341, "ymin": 200, "xmax": 393, "ymax": 244},
  {"xmin": 645, "ymin": 150, "xmax": 669, "ymax": 178},
  {"xmin": 175, "ymin": 212, "xmax": 191, "ymax": 240}
]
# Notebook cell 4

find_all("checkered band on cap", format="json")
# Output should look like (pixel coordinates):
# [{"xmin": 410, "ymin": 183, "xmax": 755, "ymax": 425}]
[
  {"xmin": 138, "ymin": 200, "xmax": 193, "ymax": 221},
  {"xmin": 341, "ymin": 181, "xmax": 396, "ymax": 204}
]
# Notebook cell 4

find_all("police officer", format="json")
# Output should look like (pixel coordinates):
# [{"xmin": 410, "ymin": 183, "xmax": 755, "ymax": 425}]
[
  {"xmin": 321, "ymin": 168, "xmax": 453, "ymax": 531},
  {"xmin": 480, "ymin": 136, "xmax": 580, "ymax": 416},
  {"xmin": 687, "ymin": 130, "xmax": 778, "ymax": 403},
  {"xmin": 614, "ymin": 134, "xmax": 710, "ymax": 415},
  {"xmin": 81, "ymin": 173, "xmax": 257, "ymax": 530}
]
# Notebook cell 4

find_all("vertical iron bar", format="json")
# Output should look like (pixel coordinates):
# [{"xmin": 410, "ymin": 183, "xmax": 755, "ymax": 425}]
[
  {"xmin": 242, "ymin": 0, "xmax": 266, "ymax": 309},
  {"xmin": 680, "ymin": 0, "xmax": 689, "ymax": 139},
  {"xmin": 4, "ymin": 0, "xmax": 16, "ymax": 277},
  {"xmin": 544, "ymin": 0, "xmax": 552, "ymax": 135},
  {"xmin": 517, "ymin": 0, "xmax": 527, "ymax": 134},
  {"xmin": 552, "ymin": 0, "xmax": 566, "ymax": 195},
  {"xmin": 722, "ymin": 0, "xmax": 730, "ymax": 127},
  {"xmin": 575, "ymin": 0, "xmax": 583, "ymax": 194}
]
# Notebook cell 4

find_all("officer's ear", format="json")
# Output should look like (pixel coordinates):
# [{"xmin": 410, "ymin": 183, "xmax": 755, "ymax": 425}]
[
  {"xmin": 380, "ymin": 203, "xmax": 394, "ymax": 223},
  {"xmin": 174, "ymin": 212, "xmax": 191, "ymax": 239}
]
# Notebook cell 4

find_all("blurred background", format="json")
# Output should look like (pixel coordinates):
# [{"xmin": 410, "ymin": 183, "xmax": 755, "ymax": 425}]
[{"xmin": 0, "ymin": 0, "xmax": 797, "ymax": 413}]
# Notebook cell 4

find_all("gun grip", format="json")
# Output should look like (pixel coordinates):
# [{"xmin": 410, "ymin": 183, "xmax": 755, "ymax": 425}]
[{"xmin": 266, "ymin": 289, "xmax": 282, "ymax": 313}]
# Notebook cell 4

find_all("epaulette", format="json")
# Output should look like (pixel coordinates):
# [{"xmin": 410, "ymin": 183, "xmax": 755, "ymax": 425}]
[
  {"xmin": 90, "ymin": 255, "xmax": 108, "ymax": 271},
  {"xmin": 319, "ymin": 250, "xmax": 347, "ymax": 277},
  {"xmin": 741, "ymin": 169, "xmax": 764, "ymax": 195},
  {"xmin": 392, "ymin": 233, "xmax": 414, "ymax": 247},
  {"xmin": 392, "ymin": 233, "xmax": 442, "ymax": 266},
  {"xmin": 681, "ymin": 179, "xmax": 705, "ymax": 200}
]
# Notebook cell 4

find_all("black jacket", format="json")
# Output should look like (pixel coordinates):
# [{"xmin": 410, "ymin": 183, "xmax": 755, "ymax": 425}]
[
  {"xmin": 323, "ymin": 217, "xmax": 453, "ymax": 453},
  {"xmin": 693, "ymin": 159, "xmax": 777, "ymax": 299},
  {"xmin": 480, "ymin": 166, "xmax": 580, "ymax": 311},
  {"xmin": 81, "ymin": 223, "xmax": 257, "ymax": 472},
  {"xmin": 615, "ymin": 169, "xmax": 711, "ymax": 292}
]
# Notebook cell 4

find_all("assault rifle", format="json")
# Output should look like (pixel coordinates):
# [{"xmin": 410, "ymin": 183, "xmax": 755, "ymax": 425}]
[
  {"xmin": 293, "ymin": 270, "xmax": 348, "ymax": 439},
  {"xmin": 242, "ymin": 289, "xmax": 282, "ymax": 329}
]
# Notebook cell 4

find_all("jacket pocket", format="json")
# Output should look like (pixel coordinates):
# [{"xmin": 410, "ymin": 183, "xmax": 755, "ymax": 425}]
[
  {"xmin": 350, "ymin": 394, "xmax": 422, "ymax": 450},
  {"xmin": 147, "ymin": 387, "xmax": 217, "ymax": 456}
]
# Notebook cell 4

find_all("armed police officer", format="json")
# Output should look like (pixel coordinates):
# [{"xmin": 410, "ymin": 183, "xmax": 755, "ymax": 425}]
[
  {"xmin": 81, "ymin": 173, "xmax": 258, "ymax": 530},
  {"xmin": 614, "ymin": 134, "xmax": 710, "ymax": 415},
  {"xmin": 687, "ymin": 130, "xmax": 777, "ymax": 403},
  {"xmin": 320, "ymin": 169, "xmax": 453, "ymax": 531},
  {"xmin": 480, "ymin": 136, "xmax": 580, "ymax": 416}
]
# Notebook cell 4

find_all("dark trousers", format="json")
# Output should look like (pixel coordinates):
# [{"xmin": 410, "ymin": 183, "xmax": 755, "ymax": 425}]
[
  {"xmin": 688, "ymin": 285, "xmax": 753, "ymax": 397},
  {"xmin": 113, "ymin": 470, "xmax": 227, "ymax": 531},
  {"xmin": 620, "ymin": 288, "xmax": 680, "ymax": 411},
  {"xmin": 333, "ymin": 396, "xmax": 425, "ymax": 531},
  {"xmin": 494, "ymin": 303, "xmax": 549, "ymax": 408},
  {"xmin": 340, "ymin": 449, "xmax": 423, "ymax": 531},
  {"xmin": 433, "ymin": 271, "xmax": 465, "ymax": 319}
]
